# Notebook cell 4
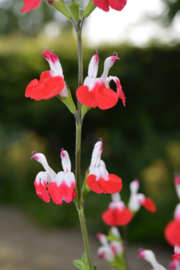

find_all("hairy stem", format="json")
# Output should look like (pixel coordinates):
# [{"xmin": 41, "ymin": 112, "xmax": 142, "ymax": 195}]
[
  {"xmin": 73, "ymin": 19, "xmax": 94, "ymax": 270},
  {"xmin": 78, "ymin": 208, "xmax": 94, "ymax": 270}
]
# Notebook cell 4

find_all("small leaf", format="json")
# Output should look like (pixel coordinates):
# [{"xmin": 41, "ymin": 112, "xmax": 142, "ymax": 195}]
[
  {"xmin": 94, "ymin": 263, "xmax": 97, "ymax": 270},
  {"xmin": 73, "ymin": 260, "xmax": 85, "ymax": 270},
  {"xmin": 81, "ymin": 253, "xmax": 88, "ymax": 265}
]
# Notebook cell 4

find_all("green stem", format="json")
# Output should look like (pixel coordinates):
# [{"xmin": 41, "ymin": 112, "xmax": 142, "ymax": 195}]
[
  {"xmin": 73, "ymin": 19, "xmax": 94, "ymax": 270},
  {"xmin": 75, "ymin": 122, "xmax": 82, "ymax": 207},
  {"xmin": 78, "ymin": 208, "xmax": 94, "ymax": 270}
]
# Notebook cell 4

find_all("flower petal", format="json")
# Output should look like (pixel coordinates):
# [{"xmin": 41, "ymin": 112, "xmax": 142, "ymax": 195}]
[
  {"xmin": 76, "ymin": 85, "xmax": 97, "ymax": 108},
  {"xmin": 102, "ymin": 208, "xmax": 132, "ymax": 226},
  {"xmin": 34, "ymin": 180, "xmax": 50, "ymax": 203},
  {"xmin": 100, "ymin": 174, "xmax": 122, "ymax": 194},
  {"xmin": 95, "ymin": 86, "xmax": 118, "ymax": 110},
  {"xmin": 48, "ymin": 181, "xmax": 76, "ymax": 205},
  {"xmin": 86, "ymin": 174, "xmax": 104, "ymax": 194},
  {"xmin": 21, "ymin": 0, "xmax": 42, "ymax": 13},
  {"xmin": 141, "ymin": 197, "xmax": 157, "ymax": 213},
  {"xmin": 92, "ymin": 0, "xmax": 110, "ymax": 11},
  {"xmin": 164, "ymin": 220, "xmax": 180, "ymax": 246},
  {"xmin": 109, "ymin": 0, "xmax": 127, "ymax": 11}
]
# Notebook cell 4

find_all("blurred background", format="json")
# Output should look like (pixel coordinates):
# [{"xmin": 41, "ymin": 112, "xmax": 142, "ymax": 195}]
[{"xmin": 0, "ymin": 0, "xmax": 180, "ymax": 269}]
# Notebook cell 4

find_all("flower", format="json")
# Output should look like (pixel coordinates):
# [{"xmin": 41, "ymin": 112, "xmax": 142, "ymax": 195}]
[
  {"xmin": 86, "ymin": 140, "xmax": 122, "ymax": 194},
  {"xmin": 164, "ymin": 204, "xmax": 180, "ymax": 247},
  {"xmin": 25, "ymin": 50, "xmax": 68, "ymax": 101},
  {"xmin": 138, "ymin": 248, "xmax": 167, "ymax": 270},
  {"xmin": 97, "ymin": 233, "xmax": 123, "ymax": 262},
  {"xmin": 76, "ymin": 52, "xmax": 125, "ymax": 110},
  {"xmin": 174, "ymin": 172, "xmax": 180, "ymax": 199},
  {"xmin": 21, "ymin": 0, "xmax": 43, "ymax": 13},
  {"xmin": 102, "ymin": 192, "xmax": 133, "ymax": 226},
  {"xmin": 92, "ymin": 0, "xmax": 127, "ymax": 12},
  {"xmin": 32, "ymin": 149, "xmax": 76, "ymax": 204},
  {"xmin": 128, "ymin": 179, "xmax": 156, "ymax": 213},
  {"xmin": 172, "ymin": 246, "xmax": 180, "ymax": 264}
]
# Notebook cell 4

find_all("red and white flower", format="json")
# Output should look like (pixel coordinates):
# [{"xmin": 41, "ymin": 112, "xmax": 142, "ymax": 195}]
[
  {"xmin": 174, "ymin": 173, "xmax": 180, "ymax": 199},
  {"xmin": 32, "ymin": 149, "xmax": 76, "ymax": 204},
  {"xmin": 25, "ymin": 50, "xmax": 68, "ymax": 101},
  {"xmin": 86, "ymin": 140, "xmax": 122, "ymax": 194},
  {"xmin": 128, "ymin": 179, "xmax": 156, "ymax": 213},
  {"xmin": 170, "ymin": 246, "xmax": 180, "ymax": 270},
  {"xmin": 102, "ymin": 192, "xmax": 133, "ymax": 226},
  {"xmin": 138, "ymin": 248, "xmax": 167, "ymax": 270},
  {"xmin": 21, "ymin": 0, "xmax": 43, "ymax": 13},
  {"xmin": 92, "ymin": 0, "xmax": 127, "ymax": 12},
  {"xmin": 164, "ymin": 204, "xmax": 180, "ymax": 247},
  {"xmin": 97, "ymin": 233, "xmax": 123, "ymax": 262},
  {"xmin": 76, "ymin": 52, "xmax": 125, "ymax": 110}
]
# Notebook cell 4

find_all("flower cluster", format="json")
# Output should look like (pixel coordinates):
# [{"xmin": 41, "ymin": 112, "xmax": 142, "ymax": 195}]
[
  {"xmin": 76, "ymin": 51, "xmax": 125, "ymax": 110},
  {"xmin": 137, "ymin": 174, "xmax": 180, "ymax": 270},
  {"xmin": 97, "ymin": 227, "xmax": 124, "ymax": 263},
  {"xmin": 32, "ymin": 139, "xmax": 123, "ymax": 204},
  {"xmin": 32, "ymin": 149, "xmax": 76, "ymax": 204}
]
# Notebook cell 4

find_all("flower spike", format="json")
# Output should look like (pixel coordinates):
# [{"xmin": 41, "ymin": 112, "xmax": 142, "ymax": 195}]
[{"xmin": 86, "ymin": 140, "xmax": 122, "ymax": 194}]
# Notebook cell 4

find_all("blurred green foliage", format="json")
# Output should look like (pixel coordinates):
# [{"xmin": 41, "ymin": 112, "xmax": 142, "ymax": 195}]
[{"xmin": 0, "ymin": 35, "xmax": 180, "ymax": 245}]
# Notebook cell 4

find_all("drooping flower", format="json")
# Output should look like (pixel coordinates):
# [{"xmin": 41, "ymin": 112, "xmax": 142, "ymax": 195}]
[
  {"xmin": 138, "ymin": 248, "xmax": 167, "ymax": 270},
  {"xmin": 102, "ymin": 192, "xmax": 133, "ymax": 226},
  {"xmin": 86, "ymin": 140, "xmax": 122, "ymax": 194},
  {"xmin": 172, "ymin": 246, "xmax": 180, "ymax": 264},
  {"xmin": 76, "ymin": 52, "xmax": 125, "ymax": 110},
  {"xmin": 97, "ymin": 233, "xmax": 123, "ymax": 262},
  {"xmin": 174, "ymin": 173, "xmax": 180, "ymax": 199},
  {"xmin": 21, "ymin": 0, "xmax": 43, "ymax": 13},
  {"xmin": 25, "ymin": 50, "xmax": 68, "ymax": 101},
  {"xmin": 92, "ymin": 0, "xmax": 127, "ymax": 12},
  {"xmin": 32, "ymin": 149, "xmax": 76, "ymax": 204},
  {"xmin": 128, "ymin": 179, "xmax": 156, "ymax": 213},
  {"xmin": 164, "ymin": 204, "xmax": 180, "ymax": 247}
]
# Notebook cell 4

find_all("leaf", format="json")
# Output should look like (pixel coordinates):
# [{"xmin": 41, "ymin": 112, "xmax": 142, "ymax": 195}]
[
  {"xmin": 73, "ymin": 260, "xmax": 85, "ymax": 270},
  {"xmin": 94, "ymin": 263, "xmax": 97, "ymax": 270},
  {"xmin": 81, "ymin": 253, "xmax": 88, "ymax": 265}
]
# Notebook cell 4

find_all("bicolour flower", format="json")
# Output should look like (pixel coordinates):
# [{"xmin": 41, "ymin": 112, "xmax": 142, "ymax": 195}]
[
  {"xmin": 21, "ymin": 0, "xmax": 43, "ymax": 13},
  {"xmin": 102, "ymin": 192, "xmax": 133, "ymax": 226},
  {"xmin": 92, "ymin": 0, "xmax": 127, "ymax": 12},
  {"xmin": 76, "ymin": 52, "xmax": 125, "ymax": 110},
  {"xmin": 32, "ymin": 149, "xmax": 76, "ymax": 204},
  {"xmin": 172, "ymin": 246, "xmax": 180, "ymax": 264},
  {"xmin": 174, "ymin": 173, "xmax": 180, "ymax": 199},
  {"xmin": 97, "ymin": 233, "xmax": 123, "ymax": 262},
  {"xmin": 86, "ymin": 140, "xmax": 122, "ymax": 194},
  {"xmin": 164, "ymin": 204, "xmax": 180, "ymax": 247},
  {"xmin": 25, "ymin": 50, "xmax": 68, "ymax": 101},
  {"xmin": 128, "ymin": 179, "xmax": 156, "ymax": 213},
  {"xmin": 138, "ymin": 248, "xmax": 167, "ymax": 270}
]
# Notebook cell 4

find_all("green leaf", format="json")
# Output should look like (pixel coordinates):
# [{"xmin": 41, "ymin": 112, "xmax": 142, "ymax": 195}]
[
  {"xmin": 73, "ymin": 260, "xmax": 85, "ymax": 270},
  {"xmin": 81, "ymin": 253, "xmax": 88, "ymax": 265}
]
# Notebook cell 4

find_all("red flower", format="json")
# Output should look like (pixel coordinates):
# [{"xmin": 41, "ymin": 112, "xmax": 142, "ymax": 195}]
[
  {"xmin": 21, "ymin": 0, "xmax": 43, "ymax": 13},
  {"xmin": 86, "ymin": 140, "xmax": 122, "ymax": 194},
  {"xmin": 102, "ymin": 193, "xmax": 133, "ymax": 226},
  {"xmin": 128, "ymin": 179, "xmax": 156, "ymax": 213},
  {"xmin": 92, "ymin": 0, "xmax": 127, "ymax": 12},
  {"xmin": 165, "ymin": 204, "xmax": 180, "ymax": 247},
  {"xmin": 25, "ymin": 50, "xmax": 68, "ymax": 101},
  {"xmin": 76, "ymin": 52, "xmax": 125, "ymax": 110},
  {"xmin": 32, "ymin": 149, "xmax": 76, "ymax": 205}
]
